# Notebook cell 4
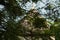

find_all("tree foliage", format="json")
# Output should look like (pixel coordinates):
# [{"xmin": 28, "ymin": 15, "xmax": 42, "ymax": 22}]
[{"xmin": 0, "ymin": 0, "xmax": 60, "ymax": 40}]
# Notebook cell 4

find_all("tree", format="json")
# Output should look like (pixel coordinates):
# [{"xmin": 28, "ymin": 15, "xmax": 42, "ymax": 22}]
[{"xmin": 0, "ymin": 0, "xmax": 60, "ymax": 40}]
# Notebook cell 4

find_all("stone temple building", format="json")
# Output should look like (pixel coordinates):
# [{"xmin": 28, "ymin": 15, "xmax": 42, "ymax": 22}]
[
  {"xmin": 20, "ymin": 9, "xmax": 50, "ymax": 30},
  {"xmin": 19, "ymin": 9, "xmax": 55, "ymax": 40}
]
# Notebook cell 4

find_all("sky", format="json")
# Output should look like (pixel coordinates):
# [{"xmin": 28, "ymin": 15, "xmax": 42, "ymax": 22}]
[
  {"xmin": 17, "ymin": 0, "xmax": 60, "ymax": 14},
  {"xmin": 0, "ymin": 4, "xmax": 4, "ymax": 11},
  {"xmin": 17, "ymin": 0, "xmax": 60, "ymax": 23},
  {"xmin": 21, "ymin": 0, "xmax": 57, "ymax": 9},
  {"xmin": 0, "ymin": 0, "xmax": 59, "ymax": 13},
  {"xmin": 0, "ymin": 0, "xmax": 60, "ymax": 22}
]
